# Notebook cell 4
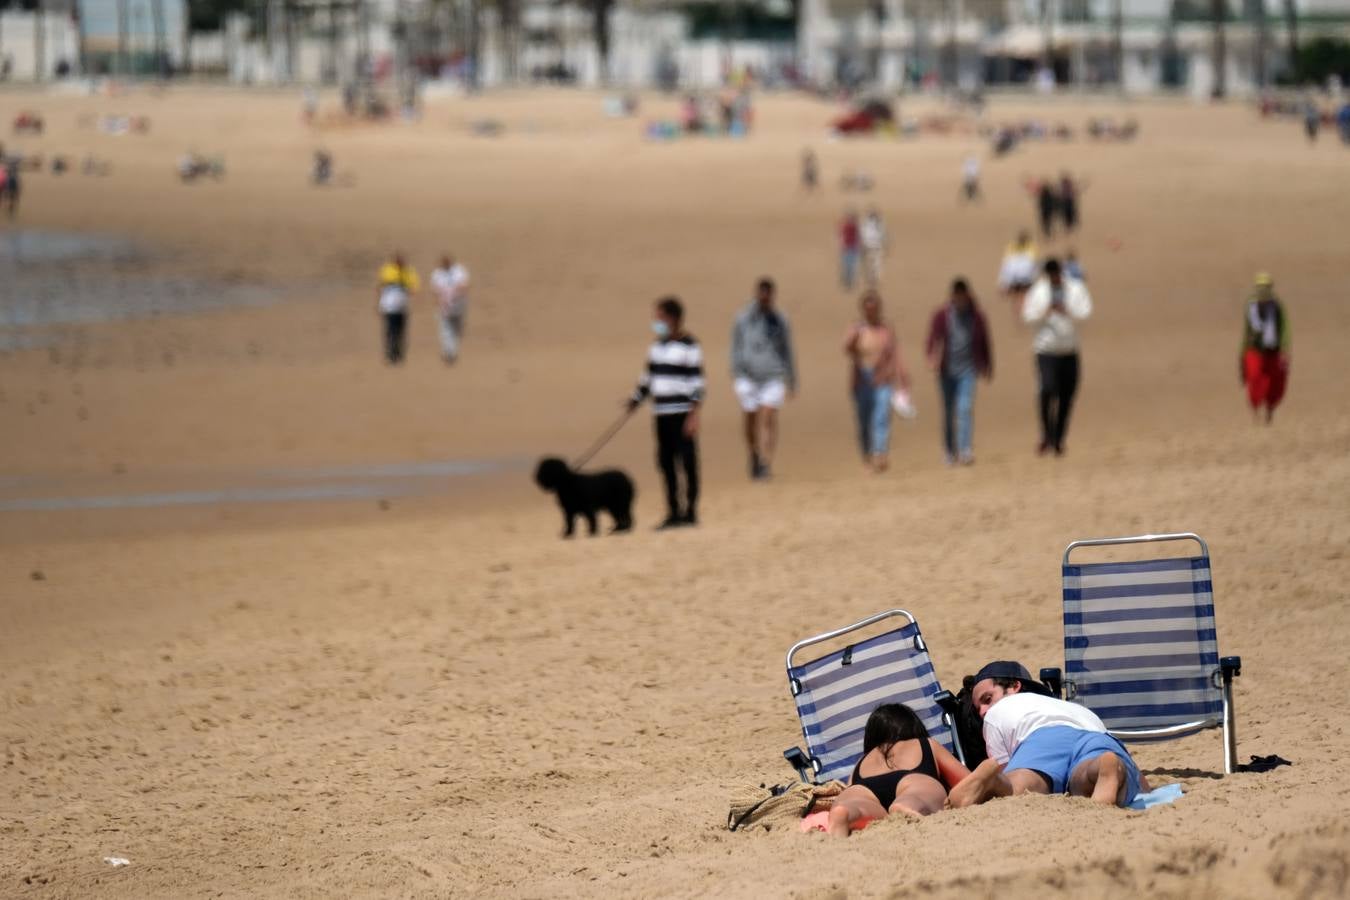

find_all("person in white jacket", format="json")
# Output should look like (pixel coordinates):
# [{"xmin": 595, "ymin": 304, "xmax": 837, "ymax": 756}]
[{"xmin": 1021, "ymin": 258, "xmax": 1091, "ymax": 456}]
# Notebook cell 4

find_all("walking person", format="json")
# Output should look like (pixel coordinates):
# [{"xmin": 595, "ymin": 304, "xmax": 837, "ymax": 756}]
[
  {"xmin": 926, "ymin": 278, "xmax": 993, "ymax": 466},
  {"xmin": 1027, "ymin": 176, "xmax": 1058, "ymax": 239},
  {"xmin": 839, "ymin": 210, "xmax": 861, "ymax": 291},
  {"xmin": 801, "ymin": 148, "xmax": 818, "ymax": 192},
  {"xmin": 997, "ymin": 230, "xmax": 1039, "ymax": 316},
  {"xmin": 859, "ymin": 207, "xmax": 887, "ymax": 287},
  {"xmin": 845, "ymin": 290, "xmax": 910, "ymax": 473},
  {"xmin": 731, "ymin": 278, "xmax": 796, "ymax": 480},
  {"xmin": 2, "ymin": 156, "xmax": 19, "ymax": 219},
  {"xmin": 628, "ymin": 297, "xmax": 704, "ymax": 529},
  {"xmin": 1058, "ymin": 172, "xmax": 1083, "ymax": 234},
  {"xmin": 960, "ymin": 154, "xmax": 981, "ymax": 203},
  {"xmin": 430, "ymin": 254, "xmax": 470, "ymax": 364},
  {"xmin": 1022, "ymin": 258, "xmax": 1092, "ymax": 456},
  {"xmin": 375, "ymin": 252, "xmax": 420, "ymax": 364},
  {"xmin": 1240, "ymin": 273, "xmax": 1290, "ymax": 424}
]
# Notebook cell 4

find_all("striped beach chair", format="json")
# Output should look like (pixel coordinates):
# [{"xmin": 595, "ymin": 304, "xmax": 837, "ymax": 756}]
[
  {"xmin": 784, "ymin": 609, "xmax": 964, "ymax": 784},
  {"xmin": 1044, "ymin": 533, "xmax": 1243, "ymax": 774}
]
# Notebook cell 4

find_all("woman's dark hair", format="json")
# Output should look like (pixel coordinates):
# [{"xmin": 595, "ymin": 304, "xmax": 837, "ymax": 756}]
[
  {"xmin": 861, "ymin": 703, "xmax": 930, "ymax": 759},
  {"xmin": 657, "ymin": 296, "xmax": 683, "ymax": 323},
  {"xmin": 1043, "ymin": 258, "xmax": 1062, "ymax": 276}
]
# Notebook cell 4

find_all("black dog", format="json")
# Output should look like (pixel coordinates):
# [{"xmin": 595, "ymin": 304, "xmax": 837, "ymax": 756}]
[{"xmin": 533, "ymin": 457, "xmax": 634, "ymax": 538}]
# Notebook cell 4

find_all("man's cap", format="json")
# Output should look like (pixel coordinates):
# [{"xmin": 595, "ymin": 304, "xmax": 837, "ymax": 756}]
[
  {"xmin": 1254, "ymin": 272, "xmax": 1273, "ymax": 287},
  {"xmin": 972, "ymin": 660, "xmax": 1053, "ymax": 696}
]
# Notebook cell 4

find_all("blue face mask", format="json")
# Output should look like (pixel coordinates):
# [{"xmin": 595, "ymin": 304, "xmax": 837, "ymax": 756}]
[{"xmin": 651, "ymin": 320, "xmax": 670, "ymax": 339}]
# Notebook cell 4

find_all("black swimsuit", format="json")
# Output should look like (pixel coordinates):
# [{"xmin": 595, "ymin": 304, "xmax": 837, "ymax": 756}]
[{"xmin": 850, "ymin": 740, "xmax": 941, "ymax": 809}]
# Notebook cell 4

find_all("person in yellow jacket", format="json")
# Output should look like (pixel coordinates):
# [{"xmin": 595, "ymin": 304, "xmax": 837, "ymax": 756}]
[{"xmin": 376, "ymin": 253, "xmax": 420, "ymax": 364}]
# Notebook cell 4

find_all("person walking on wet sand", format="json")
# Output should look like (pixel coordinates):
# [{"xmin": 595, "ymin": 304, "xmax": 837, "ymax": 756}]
[
  {"xmin": 1240, "ymin": 273, "xmax": 1290, "ymax": 424},
  {"xmin": 1022, "ymin": 258, "xmax": 1091, "ymax": 456},
  {"xmin": 431, "ymin": 254, "xmax": 470, "ymax": 364},
  {"xmin": 628, "ymin": 297, "xmax": 704, "ymax": 529},
  {"xmin": 1026, "ymin": 176, "xmax": 1058, "ymax": 238},
  {"xmin": 1058, "ymin": 172, "xmax": 1084, "ymax": 234},
  {"xmin": 376, "ymin": 253, "xmax": 420, "ymax": 364},
  {"xmin": 845, "ymin": 290, "xmax": 910, "ymax": 473}
]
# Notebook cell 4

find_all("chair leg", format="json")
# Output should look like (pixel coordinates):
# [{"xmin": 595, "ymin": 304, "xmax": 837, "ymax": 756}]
[{"xmin": 1220, "ymin": 656, "xmax": 1242, "ymax": 775}]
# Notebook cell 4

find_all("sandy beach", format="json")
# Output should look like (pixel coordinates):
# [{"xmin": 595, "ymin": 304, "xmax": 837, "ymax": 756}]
[{"xmin": 1, "ymin": 86, "xmax": 1349, "ymax": 898}]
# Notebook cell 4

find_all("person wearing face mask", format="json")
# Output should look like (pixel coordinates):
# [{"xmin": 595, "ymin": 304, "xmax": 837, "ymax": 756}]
[
  {"xmin": 628, "ymin": 297, "xmax": 704, "ymax": 529},
  {"xmin": 1240, "ymin": 273, "xmax": 1290, "ymax": 425},
  {"xmin": 1021, "ymin": 258, "xmax": 1092, "ymax": 457}
]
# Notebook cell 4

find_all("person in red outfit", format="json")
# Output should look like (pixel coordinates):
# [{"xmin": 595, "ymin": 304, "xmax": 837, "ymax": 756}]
[{"xmin": 1240, "ymin": 273, "xmax": 1290, "ymax": 424}]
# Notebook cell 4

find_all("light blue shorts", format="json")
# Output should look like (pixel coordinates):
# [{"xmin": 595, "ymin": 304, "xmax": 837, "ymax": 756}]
[{"xmin": 1006, "ymin": 725, "xmax": 1141, "ymax": 802}]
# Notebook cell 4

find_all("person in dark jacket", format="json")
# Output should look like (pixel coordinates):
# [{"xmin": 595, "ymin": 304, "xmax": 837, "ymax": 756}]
[{"xmin": 926, "ymin": 278, "xmax": 993, "ymax": 465}]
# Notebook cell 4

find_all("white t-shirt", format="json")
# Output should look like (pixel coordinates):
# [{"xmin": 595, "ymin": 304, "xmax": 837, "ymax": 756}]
[
  {"xmin": 963, "ymin": 157, "xmax": 980, "ymax": 181},
  {"xmin": 982, "ymin": 692, "xmax": 1108, "ymax": 765},
  {"xmin": 860, "ymin": 217, "xmax": 885, "ymax": 251},
  {"xmin": 378, "ymin": 285, "xmax": 410, "ymax": 314},
  {"xmin": 431, "ymin": 264, "xmax": 469, "ymax": 315}
]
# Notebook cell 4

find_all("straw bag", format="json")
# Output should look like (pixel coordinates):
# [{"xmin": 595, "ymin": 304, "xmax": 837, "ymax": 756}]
[{"xmin": 727, "ymin": 780, "xmax": 846, "ymax": 832}]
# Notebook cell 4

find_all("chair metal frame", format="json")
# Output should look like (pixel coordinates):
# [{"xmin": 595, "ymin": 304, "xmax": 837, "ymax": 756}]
[
  {"xmin": 784, "ymin": 608, "xmax": 965, "ymax": 783},
  {"xmin": 1044, "ymin": 532, "xmax": 1242, "ymax": 774}
]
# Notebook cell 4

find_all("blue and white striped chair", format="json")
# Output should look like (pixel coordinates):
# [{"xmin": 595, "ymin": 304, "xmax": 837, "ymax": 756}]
[
  {"xmin": 1043, "ymin": 533, "xmax": 1243, "ymax": 775},
  {"xmin": 784, "ymin": 609, "xmax": 964, "ymax": 784}
]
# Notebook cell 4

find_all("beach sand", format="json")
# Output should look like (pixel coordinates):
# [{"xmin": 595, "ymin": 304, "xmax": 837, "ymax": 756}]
[{"xmin": 1, "ymin": 87, "xmax": 1348, "ymax": 898}]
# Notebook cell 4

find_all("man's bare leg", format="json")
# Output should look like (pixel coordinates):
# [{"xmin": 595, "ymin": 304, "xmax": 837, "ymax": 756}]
[
  {"xmin": 1068, "ymin": 751, "xmax": 1128, "ymax": 807},
  {"xmin": 761, "ymin": 408, "xmax": 778, "ymax": 469},
  {"xmin": 743, "ymin": 412, "xmax": 760, "ymax": 473},
  {"xmin": 826, "ymin": 785, "xmax": 887, "ymax": 837},
  {"xmin": 949, "ymin": 760, "xmax": 1050, "ymax": 808}
]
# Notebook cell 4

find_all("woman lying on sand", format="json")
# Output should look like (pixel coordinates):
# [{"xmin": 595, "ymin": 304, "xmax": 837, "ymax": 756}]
[{"xmin": 827, "ymin": 704, "xmax": 971, "ymax": 837}]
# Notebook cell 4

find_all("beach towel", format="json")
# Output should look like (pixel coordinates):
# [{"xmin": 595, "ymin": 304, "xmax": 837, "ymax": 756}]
[{"xmin": 1127, "ymin": 782, "xmax": 1184, "ymax": 810}]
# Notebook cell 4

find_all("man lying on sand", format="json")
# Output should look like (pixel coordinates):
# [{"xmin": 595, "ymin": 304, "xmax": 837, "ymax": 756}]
[{"xmin": 947, "ymin": 660, "xmax": 1147, "ymax": 809}]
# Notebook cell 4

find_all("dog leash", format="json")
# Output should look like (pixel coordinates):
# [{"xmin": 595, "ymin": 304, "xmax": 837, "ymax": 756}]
[{"xmin": 572, "ymin": 408, "xmax": 635, "ymax": 470}]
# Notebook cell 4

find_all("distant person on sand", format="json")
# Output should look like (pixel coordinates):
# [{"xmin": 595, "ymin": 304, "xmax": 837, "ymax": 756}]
[
  {"xmin": 948, "ymin": 661, "xmax": 1145, "ymax": 809},
  {"xmin": 731, "ymin": 278, "xmax": 796, "ymax": 480},
  {"xmin": 431, "ymin": 254, "xmax": 470, "ymax": 364},
  {"xmin": 0, "ymin": 156, "xmax": 16, "ymax": 219},
  {"xmin": 839, "ymin": 210, "xmax": 861, "ymax": 291},
  {"xmin": 376, "ymin": 253, "xmax": 420, "ymax": 364},
  {"xmin": 960, "ymin": 154, "xmax": 981, "ymax": 203},
  {"xmin": 926, "ymin": 278, "xmax": 992, "ymax": 466},
  {"xmin": 1058, "ymin": 172, "xmax": 1083, "ymax": 233},
  {"xmin": 825, "ymin": 703, "xmax": 971, "ymax": 837},
  {"xmin": 801, "ymin": 148, "xmax": 818, "ymax": 192},
  {"xmin": 628, "ymin": 297, "xmax": 703, "ymax": 529},
  {"xmin": 1303, "ymin": 98, "xmax": 1320, "ymax": 143},
  {"xmin": 860, "ymin": 208, "xmax": 887, "ymax": 286},
  {"xmin": 997, "ymin": 230, "xmax": 1039, "ymax": 310},
  {"xmin": 1240, "ymin": 273, "xmax": 1290, "ymax": 424},
  {"xmin": 1027, "ymin": 176, "xmax": 1058, "ymax": 238},
  {"xmin": 1022, "ymin": 258, "xmax": 1092, "ymax": 456},
  {"xmin": 845, "ymin": 290, "xmax": 910, "ymax": 473}
]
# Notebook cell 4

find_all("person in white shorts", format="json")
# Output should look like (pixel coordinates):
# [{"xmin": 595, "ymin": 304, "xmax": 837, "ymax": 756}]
[
  {"xmin": 859, "ymin": 208, "xmax": 887, "ymax": 286},
  {"xmin": 730, "ymin": 278, "xmax": 796, "ymax": 480},
  {"xmin": 430, "ymin": 254, "xmax": 470, "ymax": 364}
]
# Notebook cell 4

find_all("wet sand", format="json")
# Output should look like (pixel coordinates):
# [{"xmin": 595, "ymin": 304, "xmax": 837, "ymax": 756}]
[{"xmin": 1, "ymin": 87, "xmax": 1348, "ymax": 898}]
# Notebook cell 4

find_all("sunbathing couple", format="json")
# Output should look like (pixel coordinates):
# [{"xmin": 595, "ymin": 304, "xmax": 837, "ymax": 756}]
[{"xmin": 827, "ymin": 660, "xmax": 1145, "ymax": 837}]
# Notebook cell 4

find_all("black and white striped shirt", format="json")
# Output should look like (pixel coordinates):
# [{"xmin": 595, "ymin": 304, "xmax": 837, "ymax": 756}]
[{"xmin": 632, "ymin": 335, "xmax": 705, "ymax": 416}]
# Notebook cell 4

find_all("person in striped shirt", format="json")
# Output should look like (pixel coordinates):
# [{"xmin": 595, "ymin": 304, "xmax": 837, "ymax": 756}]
[{"xmin": 628, "ymin": 297, "xmax": 704, "ymax": 529}]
